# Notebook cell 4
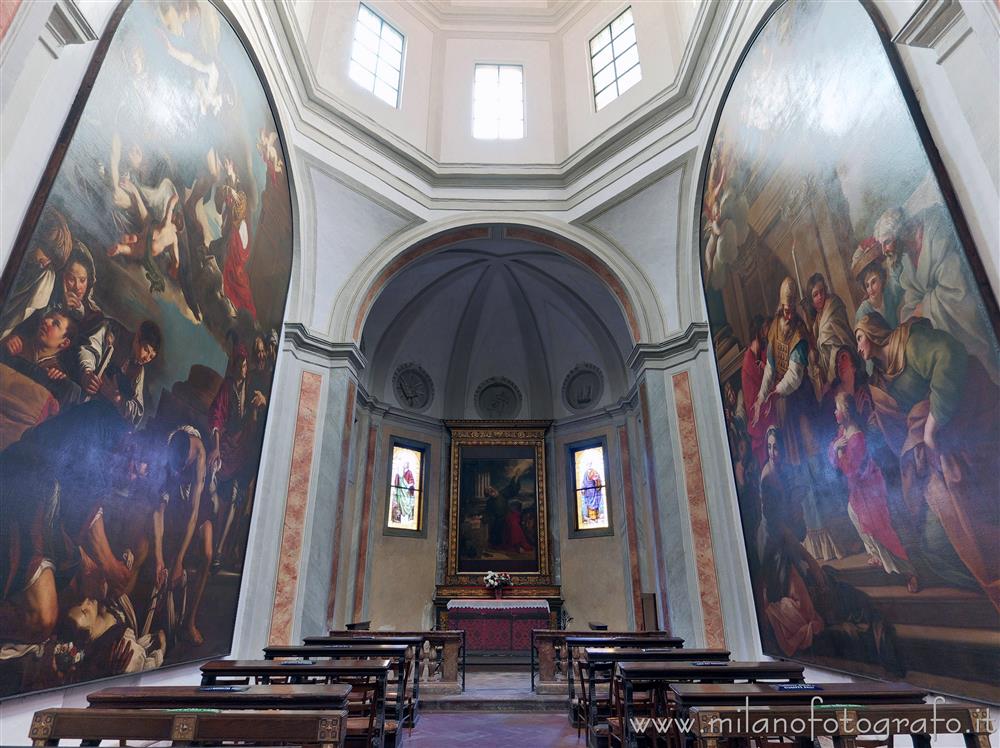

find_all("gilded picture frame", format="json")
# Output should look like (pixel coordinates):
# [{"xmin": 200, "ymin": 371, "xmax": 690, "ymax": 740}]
[{"xmin": 444, "ymin": 421, "xmax": 551, "ymax": 585}]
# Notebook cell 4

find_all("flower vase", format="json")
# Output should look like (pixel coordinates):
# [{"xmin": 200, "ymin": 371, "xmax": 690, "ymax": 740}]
[{"xmin": 494, "ymin": 588, "xmax": 503, "ymax": 600}]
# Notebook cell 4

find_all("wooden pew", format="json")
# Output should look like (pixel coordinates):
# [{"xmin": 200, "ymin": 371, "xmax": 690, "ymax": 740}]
[
  {"xmin": 264, "ymin": 644, "xmax": 410, "ymax": 746},
  {"xmin": 87, "ymin": 683, "xmax": 352, "ymax": 710},
  {"xmin": 532, "ymin": 629, "xmax": 684, "ymax": 693},
  {"xmin": 28, "ymin": 707, "xmax": 347, "ymax": 747},
  {"xmin": 614, "ymin": 661, "xmax": 805, "ymax": 748},
  {"xmin": 572, "ymin": 648, "xmax": 731, "ymax": 729},
  {"xmin": 302, "ymin": 635, "xmax": 425, "ymax": 724},
  {"xmin": 201, "ymin": 659, "xmax": 392, "ymax": 748},
  {"xmin": 670, "ymin": 681, "xmax": 928, "ymax": 709},
  {"xmin": 684, "ymin": 704, "xmax": 993, "ymax": 748},
  {"xmin": 306, "ymin": 630, "xmax": 467, "ymax": 695}
]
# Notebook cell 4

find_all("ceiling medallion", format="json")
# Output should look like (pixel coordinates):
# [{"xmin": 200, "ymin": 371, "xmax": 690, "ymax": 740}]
[
  {"xmin": 474, "ymin": 377, "xmax": 522, "ymax": 419},
  {"xmin": 563, "ymin": 363, "xmax": 604, "ymax": 412},
  {"xmin": 392, "ymin": 363, "xmax": 434, "ymax": 412}
]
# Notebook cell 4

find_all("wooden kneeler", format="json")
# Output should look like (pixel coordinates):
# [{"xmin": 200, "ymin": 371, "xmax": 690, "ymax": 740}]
[{"xmin": 29, "ymin": 707, "xmax": 348, "ymax": 747}]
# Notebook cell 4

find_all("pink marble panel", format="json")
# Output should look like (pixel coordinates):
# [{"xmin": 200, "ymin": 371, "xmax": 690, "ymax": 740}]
[
  {"xmin": 0, "ymin": 0, "xmax": 22, "ymax": 43},
  {"xmin": 352, "ymin": 424, "xmax": 378, "ymax": 619},
  {"xmin": 268, "ymin": 371, "xmax": 322, "ymax": 646},
  {"xmin": 325, "ymin": 379, "xmax": 357, "ymax": 624},
  {"xmin": 671, "ymin": 371, "xmax": 727, "ymax": 648}
]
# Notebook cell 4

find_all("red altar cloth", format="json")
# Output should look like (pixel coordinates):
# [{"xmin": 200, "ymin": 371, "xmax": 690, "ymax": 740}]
[{"xmin": 446, "ymin": 600, "xmax": 550, "ymax": 652}]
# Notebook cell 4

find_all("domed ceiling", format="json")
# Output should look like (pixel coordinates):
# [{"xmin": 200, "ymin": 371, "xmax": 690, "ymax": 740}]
[{"xmin": 361, "ymin": 228, "xmax": 634, "ymax": 420}]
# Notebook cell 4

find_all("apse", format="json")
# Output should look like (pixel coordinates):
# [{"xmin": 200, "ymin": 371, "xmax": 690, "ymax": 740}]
[{"xmin": 360, "ymin": 226, "xmax": 634, "ymax": 420}]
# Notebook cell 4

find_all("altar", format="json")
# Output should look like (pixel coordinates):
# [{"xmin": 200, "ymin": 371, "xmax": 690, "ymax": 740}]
[{"xmin": 445, "ymin": 599, "xmax": 550, "ymax": 653}]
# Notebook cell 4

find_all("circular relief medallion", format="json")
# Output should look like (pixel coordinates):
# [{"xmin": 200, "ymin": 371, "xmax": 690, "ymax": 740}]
[
  {"xmin": 392, "ymin": 363, "xmax": 434, "ymax": 411},
  {"xmin": 474, "ymin": 377, "xmax": 522, "ymax": 419},
  {"xmin": 563, "ymin": 363, "xmax": 604, "ymax": 412}
]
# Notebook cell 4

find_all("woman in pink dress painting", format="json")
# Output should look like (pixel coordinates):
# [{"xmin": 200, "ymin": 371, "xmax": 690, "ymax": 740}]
[{"xmin": 829, "ymin": 391, "xmax": 919, "ymax": 593}]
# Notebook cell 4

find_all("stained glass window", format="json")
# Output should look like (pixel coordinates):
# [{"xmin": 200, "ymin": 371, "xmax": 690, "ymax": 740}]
[
  {"xmin": 571, "ymin": 443, "xmax": 610, "ymax": 531},
  {"xmin": 349, "ymin": 4, "xmax": 404, "ymax": 107},
  {"xmin": 387, "ymin": 443, "xmax": 423, "ymax": 532},
  {"xmin": 590, "ymin": 7, "xmax": 641, "ymax": 111}
]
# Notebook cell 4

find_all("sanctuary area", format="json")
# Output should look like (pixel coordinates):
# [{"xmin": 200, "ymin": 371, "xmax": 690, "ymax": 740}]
[{"xmin": 0, "ymin": 0, "xmax": 997, "ymax": 746}]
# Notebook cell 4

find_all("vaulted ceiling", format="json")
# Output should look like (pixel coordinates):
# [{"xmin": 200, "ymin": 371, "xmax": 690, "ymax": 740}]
[{"xmin": 361, "ymin": 228, "xmax": 633, "ymax": 420}]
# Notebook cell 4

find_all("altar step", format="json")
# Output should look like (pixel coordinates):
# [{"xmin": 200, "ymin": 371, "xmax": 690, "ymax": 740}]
[
  {"xmin": 422, "ymin": 671, "xmax": 566, "ymax": 713},
  {"xmin": 465, "ymin": 653, "xmax": 531, "ymax": 671}
]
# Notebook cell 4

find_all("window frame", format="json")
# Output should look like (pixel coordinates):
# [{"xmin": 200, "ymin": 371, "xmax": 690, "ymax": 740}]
[
  {"xmin": 472, "ymin": 62, "xmax": 526, "ymax": 141},
  {"xmin": 349, "ymin": 3, "xmax": 405, "ymax": 109},
  {"xmin": 589, "ymin": 6, "xmax": 641, "ymax": 112},
  {"xmin": 565, "ymin": 436, "xmax": 614, "ymax": 538},
  {"xmin": 383, "ymin": 436, "xmax": 429, "ymax": 538}
]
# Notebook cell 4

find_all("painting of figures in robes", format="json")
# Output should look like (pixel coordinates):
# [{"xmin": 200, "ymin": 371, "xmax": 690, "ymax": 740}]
[
  {"xmin": 701, "ymin": 0, "xmax": 1000, "ymax": 703},
  {"xmin": 0, "ymin": 0, "xmax": 293, "ymax": 698}
]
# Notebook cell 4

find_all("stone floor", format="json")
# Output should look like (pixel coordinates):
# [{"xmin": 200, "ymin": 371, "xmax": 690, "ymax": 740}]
[
  {"xmin": 410, "ymin": 670, "xmax": 579, "ymax": 746},
  {"xmin": 406, "ymin": 712, "xmax": 581, "ymax": 747}
]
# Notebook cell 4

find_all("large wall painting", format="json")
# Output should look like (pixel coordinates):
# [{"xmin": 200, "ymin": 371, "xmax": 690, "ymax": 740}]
[
  {"xmin": 0, "ymin": 0, "xmax": 293, "ymax": 698},
  {"xmin": 701, "ymin": 0, "xmax": 999, "ymax": 702}
]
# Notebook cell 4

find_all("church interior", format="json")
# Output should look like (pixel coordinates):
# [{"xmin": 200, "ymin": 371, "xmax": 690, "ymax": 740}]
[{"xmin": 0, "ymin": 0, "xmax": 998, "ymax": 746}]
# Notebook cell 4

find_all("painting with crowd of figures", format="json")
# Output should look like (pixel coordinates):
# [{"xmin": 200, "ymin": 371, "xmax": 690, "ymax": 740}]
[
  {"xmin": 0, "ymin": 0, "xmax": 292, "ymax": 698},
  {"xmin": 701, "ymin": 0, "xmax": 999, "ymax": 702}
]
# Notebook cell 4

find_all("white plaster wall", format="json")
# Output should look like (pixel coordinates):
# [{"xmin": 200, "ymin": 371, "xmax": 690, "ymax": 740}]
[
  {"xmin": 307, "ymin": 165, "xmax": 414, "ymax": 332},
  {"xmin": 363, "ymin": 421, "xmax": 444, "ymax": 631},
  {"xmin": 560, "ymin": 2, "xmax": 691, "ymax": 157},
  {"xmin": 584, "ymin": 168, "xmax": 682, "ymax": 332},
  {"xmin": 313, "ymin": 0, "xmax": 434, "ymax": 153},
  {"xmin": 553, "ymin": 421, "xmax": 633, "ymax": 631},
  {"xmin": 436, "ymin": 36, "xmax": 557, "ymax": 164}
]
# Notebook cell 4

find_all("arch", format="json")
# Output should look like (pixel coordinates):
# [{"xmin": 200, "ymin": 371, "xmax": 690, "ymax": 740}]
[{"xmin": 328, "ymin": 214, "xmax": 668, "ymax": 345}]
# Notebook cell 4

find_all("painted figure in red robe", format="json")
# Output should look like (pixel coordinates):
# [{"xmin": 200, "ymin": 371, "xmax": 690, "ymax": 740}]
[{"xmin": 216, "ymin": 158, "xmax": 256, "ymax": 319}]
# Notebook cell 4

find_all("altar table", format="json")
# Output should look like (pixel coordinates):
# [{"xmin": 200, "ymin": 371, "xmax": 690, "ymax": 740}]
[{"xmin": 446, "ymin": 599, "xmax": 550, "ymax": 653}]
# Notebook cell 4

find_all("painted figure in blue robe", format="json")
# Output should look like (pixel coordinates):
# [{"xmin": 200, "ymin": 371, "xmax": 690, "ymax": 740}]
[{"xmin": 582, "ymin": 463, "xmax": 604, "ymax": 522}]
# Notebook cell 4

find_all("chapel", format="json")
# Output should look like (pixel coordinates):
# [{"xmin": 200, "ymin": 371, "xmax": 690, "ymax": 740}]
[{"xmin": 0, "ymin": 1, "xmax": 997, "ymax": 746}]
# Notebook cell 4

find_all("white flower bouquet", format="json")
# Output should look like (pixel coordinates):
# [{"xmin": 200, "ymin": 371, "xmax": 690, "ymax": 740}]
[{"xmin": 483, "ymin": 571, "xmax": 513, "ymax": 589}]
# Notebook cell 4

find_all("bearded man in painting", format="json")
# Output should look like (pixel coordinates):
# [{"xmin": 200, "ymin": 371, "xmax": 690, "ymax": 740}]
[{"xmin": 874, "ymin": 205, "xmax": 999, "ymax": 382}]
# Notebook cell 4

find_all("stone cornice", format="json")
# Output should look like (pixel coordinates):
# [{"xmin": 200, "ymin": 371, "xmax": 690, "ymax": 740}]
[
  {"xmin": 283, "ymin": 322, "xmax": 368, "ymax": 376},
  {"xmin": 627, "ymin": 322, "xmax": 711, "ymax": 373},
  {"xmin": 894, "ymin": 0, "xmax": 971, "ymax": 64},
  {"xmin": 256, "ymin": 0, "xmax": 734, "ymax": 192}
]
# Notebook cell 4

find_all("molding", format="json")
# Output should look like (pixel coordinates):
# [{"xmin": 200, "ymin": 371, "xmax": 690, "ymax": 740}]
[
  {"xmin": 894, "ymin": 0, "xmax": 972, "ymax": 64},
  {"xmin": 39, "ymin": 0, "xmax": 97, "ymax": 59},
  {"xmin": 258, "ymin": 0, "xmax": 728, "ymax": 189},
  {"xmin": 283, "ymin": 322, "xmax": 368, "ymax": 376},
  {"xmin": 627, "ymin": 322, "xmax": 711, "ymax": 373}
]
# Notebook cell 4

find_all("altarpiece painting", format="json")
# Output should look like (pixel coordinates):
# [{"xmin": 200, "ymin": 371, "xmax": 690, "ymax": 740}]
[
  {"xmin": 701, "ymin": 0, "xmax": 999, "ymax": 702},
  {"xmin": 0, "ymin": 0, "xmax": 293, "ymax": 698},
  {"xmin": 446, "ymin": 422, "xmax": 551, "ymax": 581}
]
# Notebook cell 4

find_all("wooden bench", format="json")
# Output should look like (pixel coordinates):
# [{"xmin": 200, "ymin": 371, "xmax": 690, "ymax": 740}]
[
  {"xmin": 307, "ymin": 629, "xmax": 467, "ymax": 694},
  {"xmin": 28, "ymin": 707, "xmax": 347, "ymax": 747},
  {"xmin": 613, "ymin": 660, "xmax": 806, "ymax": 748},
  {"xmin": 302, "ymin": 635, "xmax": 424, "ymax": 725},
  {"xmin": 532, "ymin": 629, "xmax": 684, "ymax": 693},
  {"xmin": 201, "ymin": 659, "xmax": 392, "ymax": 748},
  {"xmin": 572, "ymin": 648, "xmax": 731, "ymax": 729},
  {"xmin": 264, "ymin": 645, "xmax": 412, "ymax": 747},
  {"xmin": 685, "ymin": 704, "xmax": 992, "ymax": 748}
]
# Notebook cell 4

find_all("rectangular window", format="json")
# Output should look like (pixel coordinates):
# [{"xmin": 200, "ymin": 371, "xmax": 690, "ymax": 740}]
[
  {"xmin": 567, "ymin": 438, "xmax": 613, "ymax": 537},
  {"xmin": 385, "ymin": 439, "xmax": 427, "ymax": 535},
  {"xmin": 590, "ymin": 7, "xmax": 641, "ymax": 111},
  {"xmin": 473, "ymin": 63, "xmax": 524, "ymax": 140},
  {"xmin": 349, "ymin": 4, "xmax": 404, "ymax": 107}
]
